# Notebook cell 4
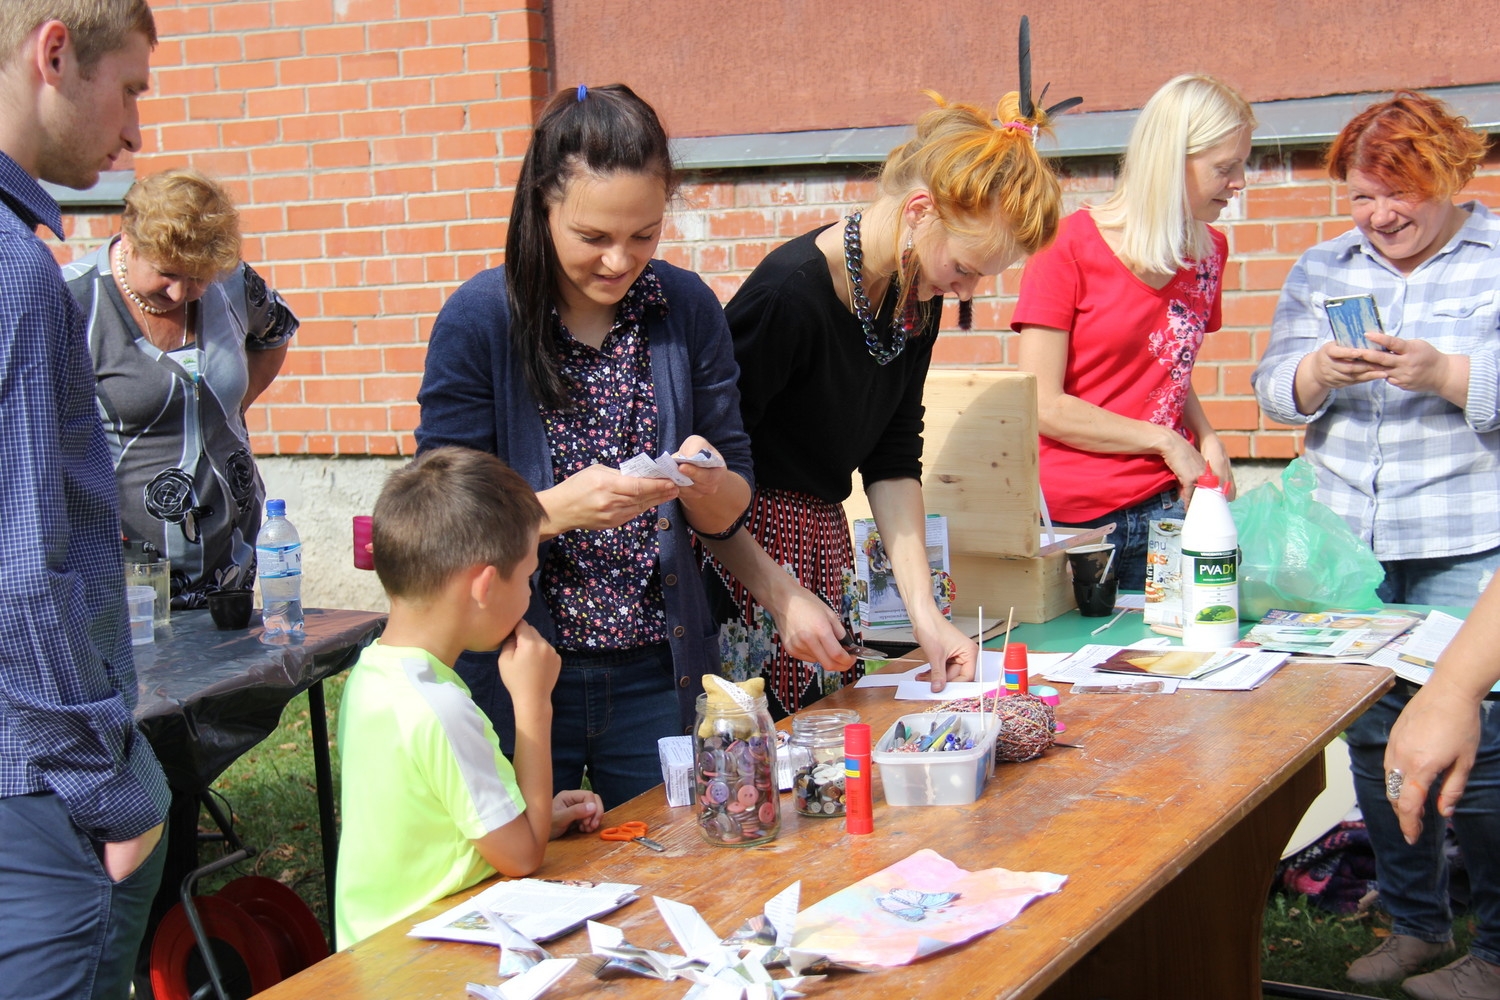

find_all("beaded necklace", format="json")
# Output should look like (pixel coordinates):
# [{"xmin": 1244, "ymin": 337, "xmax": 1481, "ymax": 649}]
[
  {"xmin": 842, "ymin": 212, "xmax": 907, "ymax": 365},
  {"xmin": 115, "ymin": 240, "xmax": 173, "ymax": 317}
]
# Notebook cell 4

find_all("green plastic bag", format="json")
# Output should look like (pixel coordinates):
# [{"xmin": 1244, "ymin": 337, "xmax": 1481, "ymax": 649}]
[{"xmin": 1229, "ymin": 458, "xmax": 1385, "ymax": 620}]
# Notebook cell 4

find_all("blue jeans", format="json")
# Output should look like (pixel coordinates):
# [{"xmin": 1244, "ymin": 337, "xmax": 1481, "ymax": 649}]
[
  {"xmin": 0, "ymin": 792, "xmax": 167, "ymax": 999},
  {"xmin": 1054, "ymin": 488, "xmax": 1185, "ymax": 592},
  {"xmin": 1345, "ymin": 684, "xmax": 1500, "ymax": 964},
  {"xmin": 1377, "ymin": 546, "xmax": 1500, "ymax": 607},
  {"xmin": 460, "ymin": 642, "xmax": 678, "ymax": 812}
]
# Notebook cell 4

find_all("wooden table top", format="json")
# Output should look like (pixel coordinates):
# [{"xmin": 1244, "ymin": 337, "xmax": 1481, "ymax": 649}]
[{"xmin": 260, "ymin": 653, "xmax": 1392, "ymax": 1000}]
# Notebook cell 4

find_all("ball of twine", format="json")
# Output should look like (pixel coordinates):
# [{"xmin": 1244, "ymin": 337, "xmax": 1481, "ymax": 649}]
[{"xmin": 995, "ymin": 694, "xmax": 1056, "ymax": 763}]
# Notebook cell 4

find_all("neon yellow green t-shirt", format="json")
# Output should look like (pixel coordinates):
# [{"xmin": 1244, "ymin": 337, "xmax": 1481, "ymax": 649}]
[{"xmin": 334, "ymin": 641, "xmax": 525, "ymax": 949}]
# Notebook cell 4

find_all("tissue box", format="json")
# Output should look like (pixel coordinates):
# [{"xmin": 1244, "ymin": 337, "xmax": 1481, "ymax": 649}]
[{"xmin": 873, "ymin": 713, "xmax": 998, "ymax": 807}]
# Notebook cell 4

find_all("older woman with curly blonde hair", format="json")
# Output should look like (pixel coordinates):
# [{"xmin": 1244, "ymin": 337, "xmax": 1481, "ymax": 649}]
[{"xmin": 65, "ymin": 167, "xmax": 298, "ymax": 607}]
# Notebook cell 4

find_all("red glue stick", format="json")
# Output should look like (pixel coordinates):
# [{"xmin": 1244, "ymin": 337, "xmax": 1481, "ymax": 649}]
[
  {"xmin": 844, "ymin": 723, "xmax": 873, "ymax": 835},
  {"xmin": 1004, "ymin": 642, "xmax": 1029, "ymax": 696}
]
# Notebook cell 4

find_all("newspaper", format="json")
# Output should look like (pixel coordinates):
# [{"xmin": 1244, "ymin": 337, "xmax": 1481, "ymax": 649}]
[{"xmin": 410, "ymin": 878, "xmax": 640, "ymax": 945}]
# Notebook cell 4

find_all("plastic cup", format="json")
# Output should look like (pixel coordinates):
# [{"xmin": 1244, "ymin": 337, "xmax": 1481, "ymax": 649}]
[
  {"xmin": 126, "ymin": 585, "xmax": 156, "ymax": 645},
  {"xmin": 353, "ymin": 515, "xmax": 374, "ymax": 570},
  {"xmin": 1067, "ymin": 543, "xmax": 1119, "ymax": 617}
]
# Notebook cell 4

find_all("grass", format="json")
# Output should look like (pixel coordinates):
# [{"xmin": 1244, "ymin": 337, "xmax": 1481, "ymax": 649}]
[
  {"xmin": 192, "ymin": 673, "xmax": 348, "ymax": 929},
  {"xmin": 191, "ymin": 676, "xmax": 1476, "ymax": 995}
]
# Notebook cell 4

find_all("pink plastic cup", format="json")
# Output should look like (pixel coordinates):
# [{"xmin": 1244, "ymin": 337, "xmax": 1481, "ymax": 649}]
[{"xmin": 353, "ymin": 515, "xmax": 374, "ymax": 570}]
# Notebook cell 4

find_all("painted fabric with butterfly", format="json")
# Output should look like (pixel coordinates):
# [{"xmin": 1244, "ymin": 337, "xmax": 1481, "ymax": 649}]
[{"xmin": 791, "ymin": 848, "xmax": 1064, "ymax": 969}]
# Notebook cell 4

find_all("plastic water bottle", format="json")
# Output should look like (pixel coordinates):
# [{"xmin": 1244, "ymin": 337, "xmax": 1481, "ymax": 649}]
[
  {"xmin": 257, "ymin": 498, "xmax": 304, "ymax": 634},
  {"xmin": 1181, "ymin": 473, "xmax": 1239, "ymax": 648}
]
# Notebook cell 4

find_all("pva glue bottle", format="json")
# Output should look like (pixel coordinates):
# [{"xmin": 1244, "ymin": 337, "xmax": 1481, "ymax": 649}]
[{"xmin": 1181, "ymin": 473, "xmax": 1239, "ymax": 648}]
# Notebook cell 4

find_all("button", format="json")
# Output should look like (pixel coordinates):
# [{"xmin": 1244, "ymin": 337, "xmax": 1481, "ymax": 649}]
[
  {"xmin": 664, "ymin": 573, "xmax": 677, "ymax": 586},
  {"xmin": 673, "ymin": 625, "xmax": 685, "ymax": 638},
  {"xmin": 656, "ymin": 517, "xmax": 671, "ymax": 530},
  {"xmin": 679, "ymin": 676, "xmax": 690, "ymax": 688}
]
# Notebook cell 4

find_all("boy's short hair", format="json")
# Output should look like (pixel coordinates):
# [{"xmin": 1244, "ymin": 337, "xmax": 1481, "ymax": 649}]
[
  {"xmin": 373, "ymin": 447, "xmax": 544, "ymax": 600},
  {"xmin": 0, "ymin": 1, "xmax": 157, "ymax": 74}
]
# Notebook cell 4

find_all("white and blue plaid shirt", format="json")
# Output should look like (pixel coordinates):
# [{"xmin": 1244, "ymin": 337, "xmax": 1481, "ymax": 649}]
[
  {"xmin": 0, "ymin": 152, "xmax": 168, "ymax": 840},
  {"xmin": 1253, "ymin": 201, "xmax": 1500, "ymax": 562}
]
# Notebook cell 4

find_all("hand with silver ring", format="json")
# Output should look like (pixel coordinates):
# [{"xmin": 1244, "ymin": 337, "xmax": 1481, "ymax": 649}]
[{"xmin": 1385, "ymin": 768, "xmax": 1405, "ymax": 801}]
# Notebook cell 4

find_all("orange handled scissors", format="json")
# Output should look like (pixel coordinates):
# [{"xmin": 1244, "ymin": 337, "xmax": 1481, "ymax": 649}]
[{"xmin": 600, "ymin": 821, "xmax": 665, "ymax": 852}]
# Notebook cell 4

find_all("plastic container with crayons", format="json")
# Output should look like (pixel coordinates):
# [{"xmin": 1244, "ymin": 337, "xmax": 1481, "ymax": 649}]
[{"xmin": 872, "ymin": 712, "xmax": 998, "ymax": 807}]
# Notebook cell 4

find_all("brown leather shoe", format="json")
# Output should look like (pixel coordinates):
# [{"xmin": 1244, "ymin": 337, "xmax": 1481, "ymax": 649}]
[
  {"xmin": 1402, "ymin": 954, "xmax": 1500, "ymax": 1000},
  {"xmin": 1348, "ymin": 934, "xmax": 1455, "ymax": 985}
]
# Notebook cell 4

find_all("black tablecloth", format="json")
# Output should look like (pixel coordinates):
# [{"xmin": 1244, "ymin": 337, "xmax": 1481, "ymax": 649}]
[{"xmin": 132, "ymin": 607, "xmax": 386, "ymax": 793}]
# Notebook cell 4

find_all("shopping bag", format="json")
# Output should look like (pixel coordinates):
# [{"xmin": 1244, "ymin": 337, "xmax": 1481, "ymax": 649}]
[{"xmin": 1229, "ymin": 458, "xmax": 1384, "ymax": 620}]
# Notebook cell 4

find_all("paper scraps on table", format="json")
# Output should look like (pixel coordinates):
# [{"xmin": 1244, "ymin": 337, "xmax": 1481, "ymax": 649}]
[
  {"xmin": 857, "ymin": 649, "xmax": 1071, "ymax": 700},
  {"xmin": 791, "ymin": 848, "xmax": 1065, "ymax": 970},
  {"xmin": 466, "ymin": 958, "xmax": 576, "ymax": 1000},
  {"xmin": 577, "ymin": 886, "xmax": 826, "ymax": 998},
  {"xmin": 619, "ymin": 448, "xmax": 725, "ymax": 487},
  {"xmin": 409, "ymin": 878, "xmax": 640, "ymax": 946},
  {"xmin": 485, "ymin": 910, "xmax": 551, "ymax": 977}
]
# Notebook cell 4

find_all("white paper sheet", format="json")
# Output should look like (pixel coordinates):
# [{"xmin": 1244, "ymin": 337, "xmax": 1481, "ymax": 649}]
[{"xmin": 1040, "ymin": 643, "xmax": 1289, "ymax": 691}]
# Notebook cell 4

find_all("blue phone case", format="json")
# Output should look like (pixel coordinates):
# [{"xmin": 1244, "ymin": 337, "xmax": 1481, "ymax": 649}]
[{"xmin": 1324, "ymin": 295, "xmax": 1383, "ymax": 350}]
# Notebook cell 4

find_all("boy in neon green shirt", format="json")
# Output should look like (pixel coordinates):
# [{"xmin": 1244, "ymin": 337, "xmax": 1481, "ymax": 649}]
[{"xmin": 334, "ymin": 447, "xmax": 603, "ymax": 948}]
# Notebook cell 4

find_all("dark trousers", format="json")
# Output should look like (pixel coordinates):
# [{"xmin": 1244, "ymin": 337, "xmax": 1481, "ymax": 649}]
[{"xmin": 0, "ymin": 791, "xmax": 166, "ymax": 1000}]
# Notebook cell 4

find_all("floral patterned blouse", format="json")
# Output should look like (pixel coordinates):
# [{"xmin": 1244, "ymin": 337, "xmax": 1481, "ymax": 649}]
[{"xmin": 539, "ymin": 267, "xmax": 670, "ymax": 651}]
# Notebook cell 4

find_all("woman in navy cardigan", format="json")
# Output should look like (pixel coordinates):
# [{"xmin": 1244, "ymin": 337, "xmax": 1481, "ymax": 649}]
[{"xmin": 417, "ymin": 84, "xmax": 754, "ymax": 809}]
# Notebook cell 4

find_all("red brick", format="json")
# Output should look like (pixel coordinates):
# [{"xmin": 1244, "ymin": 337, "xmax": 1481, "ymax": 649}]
[
  {"xmin": 1254, "ymin": 434, "xmax": 1303, "ymax": 459},
  {"xmin": 372, "ymin": 136, "xmax": 435, "ymax": 164},
  {"xmin": 369, "ymin": 21, "xmax": 423, "ymax": 50},
  {"xmin": 1229, "ymin": 222, "xmax": 1274, "ymax": 255},
  {"xmin": 311, "ymin": 141, "xmax": 371, "ymax": 169},
  {"xmin": 382, "ymin": 345, "xmax": 429, "ymax": 371},
  {"xmin": 1222, "ymin": 364, "xmax": 1258, "ymax": 397},
  {"xmin": 1221, "ymin": 292, "xmax": 1279, "ymax": 328},
  {"xmin": 217, "ymin": 60, "xmax": 278, "ymax": 92},
  {"xmin": 271, "ymin": 0, "xmax": 336, "ymax": 28},
  {"xmin": 247, "ymin": 88, "xmax": 307, "ymax": 118},
  {"xmin": 335, "ymin": 434, "xmax": 369, "ymax": 454},
  {"xmin": 188, "ymin": 150, "xmax": 250, "ymax": 177},
  {"xmin": 435, "ymin": 131, "xmax": 499, "ymax": 160},
  {"xmin": 1200, "ymin": 399, "xmax": 1262, "ymax": 431},
  {"xmin": 342, "ymin": 110, "xmax": 403, "ymax": 138},
  {"xmin": 407, "ymin": 193, "xmax": 469, "ymax": 223},
  {"xmin": 498, "ymin": 69, "xmax": 549, "ymax": 101},
  {"xmin": 222, "ymin": 119, "xmax": 279, "ymax": 148},
  {"xmin": 1275, "ymin": 221, "xmax": 1320, "ymax": 256},
  {"xmin": 280, "ymin": 56, "xmax": 341, "ymax": 87},
  {"xmin": 250, "ymin": 144, "xmax": 310, "ymax": 173},
  {"xmin": 1246, "ymin": 185, "xmax": 1333, "ymax": 220},
  {"xmin": 211, "ymin": 1, "xmax": 274, "ymax": 31},
  {"xmin": 288, "ymin": 202, "xmax": 347, "ymax": 231},
  {"xmin": 383, "ymin": 226, "xmax": 446, "ymax": 255},
  {"xmin": 347, "ymin": 199, "xmax": 406, "ymax": 228},
  {"xmin": 251, "ymin": 175, "xmax": 312, "ymax": 205},
  {"xmin": 293, "ymin": 318, "xmax": 358, "ymax": 348},
  {"xmin": 304, "ymin": 25, "xmax": 365, "ymax": 56},
  {"xmin": 448, "ymin": 222, "xmax": 503, "ymax": 252},
  {"xmin": 399, "ymin": 46, "xmax": 466, "ymax": 77},
  {"xmin": 434, "ymin": 162, "xmax": 498, "ymax": 190},
  {"xmin": 307, "ymin": 83, "xmax": 369, "ymax": 114},
  {"xmin": 1197, "ymin": 329, "xmax": 1252, "ymax": 363},
  {"xmin": 1243, "ymin": 257, "xmax": 1295, "ymax": 292},
  {"xmin": 371, "ymin": 79, "xmax": 433, "ymax": 108},
  {"xmin": 374, "ymin": 167, "xmax": 436, "ymax": 196},
  {"xmin": 431, "ymin": 15, "xmax": 497, "ymax": 45},
  {"xmin": 281, "ymin": 113, "xmax": 343, "ymax": 143},
  {"xmin": 776, "ymin": 207, "xmax": 841, "ymax": 236},
  {"xmin": 399, "ymin": 0, "xmax": 465, "ymax": 19},
  {"xmin": 1218, "ymin": 434, "xmax": 1252, "ymax": 459},
  {"xmin": 330, "ymin": 407, "xmax": 391, "ymax": 433},
  {"xmin": 322, "ymin": 288, "xmax": 382, "ymax": 316},
  {"xmin": 154, "ymin": 5, "xmax": 213, "ymax": 35},
  {"xmin": 435, "ymin": 74, "xmax": 501, "ymax": 105},
  {"xmin": 312, "ymin": 171, "xmax": 375, "ymax": 200},
  {"xmin": 244, "ymin": 30, "xmax": 304, "ymax": 61},
  {"xmin": 1190, "ymin": 364, "xmax": 1219, "ymax": 395},
  {"xmin": 381, "ymin": 286, "xmax": 447, "ymax": 315},
  {"xmin": 389, "ymin": 404, "xmax": 421, "ymax": 432},
  {"xmin": 341, "ymin": 52, "xmax": 402, "ymax": 81},
  {"xmin": 323, "ymin": 348, "xmax": 383, "ymax": 376},
  {"xmin": 268, "ymin": 406, "xmax": 332, "ymax": 432},
  {"xmin": 305, "ymin": 434, "xmax": 337, "ymax": 454},
  {"xmin": 303, "ymin": 378, "xmax": 366, "ymax": 405},
  {"xmin": 338, "ymin": 0, "xmax": 400, "ymax": 18},
  {"xmin": 281, "ymin": 350, "xmax": 323, "ymax": 377},
  {"xmin": 363, "ymin": 375, "xmax": 424, "ymax": 403}
]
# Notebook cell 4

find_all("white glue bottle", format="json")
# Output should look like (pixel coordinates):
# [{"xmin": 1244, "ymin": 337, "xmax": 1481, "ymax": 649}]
[{"xmin": 1181, "ymin": 473, "xmax": 1239, "ymax": 648}]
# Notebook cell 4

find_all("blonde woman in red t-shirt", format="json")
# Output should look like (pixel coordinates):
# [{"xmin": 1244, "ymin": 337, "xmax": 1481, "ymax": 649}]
[{"xmin": 1011, "ymin": 74, "xmax": 1256, "ymax": 590}]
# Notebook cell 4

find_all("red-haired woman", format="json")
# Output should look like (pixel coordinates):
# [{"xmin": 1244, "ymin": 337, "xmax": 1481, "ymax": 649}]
[{"xmin": 1253, "ymin": 91, "xmax": 1500, "ymax": 997}]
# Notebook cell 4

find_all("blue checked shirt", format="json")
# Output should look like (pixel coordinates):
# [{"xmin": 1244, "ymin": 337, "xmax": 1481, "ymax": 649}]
[
  {"xmin": 0, "ymin": 152, "xmax": 168, "ymax": 840},
  {"xmin": 1253, "ymin": 201, "xmax": 1500, "ymax": 562}
]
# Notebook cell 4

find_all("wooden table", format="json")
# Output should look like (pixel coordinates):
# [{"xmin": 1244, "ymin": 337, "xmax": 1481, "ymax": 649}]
[{"xmin": 257, "ymin": 626, "xmax": 1390, "ymax": 1000}]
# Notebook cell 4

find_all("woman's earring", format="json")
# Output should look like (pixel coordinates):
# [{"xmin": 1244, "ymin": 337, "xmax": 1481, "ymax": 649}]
[{"xmin": 895, "ymin": 233, "xmax": 920, "ymax": 335}]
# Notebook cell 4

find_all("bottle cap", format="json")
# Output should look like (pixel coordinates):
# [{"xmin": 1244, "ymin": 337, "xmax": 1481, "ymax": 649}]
[
  {"xmin": 266, "ymin": 498, "xmax": 286, "ymax": 516},
  {"xmin": 843, "ymin": 723, "xmax": 871, "ymax": 754},
  {"xmin": 1196, "ymin": 473, "xmax": 1219, "ymax": 489},
  {"xmin": 1004, "ymin": 642, "xmax": 1028, "ymax": 669}
]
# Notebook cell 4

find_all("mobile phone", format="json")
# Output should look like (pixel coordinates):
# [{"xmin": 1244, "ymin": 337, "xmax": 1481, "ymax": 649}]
[{"xmin": 1324, "ymin": 294, "xmax": 1386, "ymax": 351}]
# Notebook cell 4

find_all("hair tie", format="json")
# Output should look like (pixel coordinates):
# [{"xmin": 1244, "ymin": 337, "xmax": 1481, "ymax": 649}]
[
  {"xmin": 576, "ymin": 83, "xmax": 588, "ymax": 102},
  {"xmin": 1002, "ymin": 120, "xmax": 1040, "ymax": 141}
]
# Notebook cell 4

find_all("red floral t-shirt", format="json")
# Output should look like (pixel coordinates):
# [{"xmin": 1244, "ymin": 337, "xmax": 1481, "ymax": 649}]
[{"xmin": 1011, "ymin": 209, "xmax": 1225, "ymax": 522}]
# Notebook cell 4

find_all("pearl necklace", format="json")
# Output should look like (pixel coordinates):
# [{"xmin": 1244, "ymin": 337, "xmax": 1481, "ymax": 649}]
[{"xmin": 115, "ymin": 241, "xmax": 172, "ymax": 316}]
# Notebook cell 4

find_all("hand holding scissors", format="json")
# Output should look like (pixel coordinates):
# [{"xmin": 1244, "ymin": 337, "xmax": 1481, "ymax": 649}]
[{"xmin": 599, "ymin": 820, "xmax": 665, "ymax": 852}]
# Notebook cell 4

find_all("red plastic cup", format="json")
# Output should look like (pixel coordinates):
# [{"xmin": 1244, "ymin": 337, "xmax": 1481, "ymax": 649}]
[{"xmin": 353, "ymin": 515, "xmax": 374, "ymax": 570}]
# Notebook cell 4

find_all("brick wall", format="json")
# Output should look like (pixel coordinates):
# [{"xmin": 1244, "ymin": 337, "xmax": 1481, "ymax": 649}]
[{"xmin": 47, "ymin": 0, "xmax": 1500, "ymax": 463}]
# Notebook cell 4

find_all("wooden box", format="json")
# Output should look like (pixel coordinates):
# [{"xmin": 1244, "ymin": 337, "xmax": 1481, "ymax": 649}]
[
  {"xmin": 950, "ymin": 550, "xmax": 1076, "ymax": 624},
  {"xmin": 845, "ymin": 369, "xmax": 1078, "ymax": 623}
]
